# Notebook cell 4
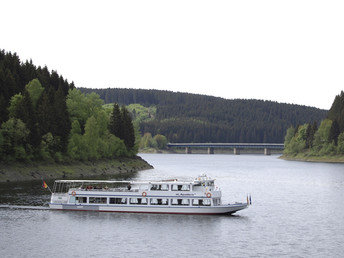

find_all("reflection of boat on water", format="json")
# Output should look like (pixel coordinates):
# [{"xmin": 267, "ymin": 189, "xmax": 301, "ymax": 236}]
[{"xmin": 49, "ymin": 174, "xmax": 250, "ymax": 215}]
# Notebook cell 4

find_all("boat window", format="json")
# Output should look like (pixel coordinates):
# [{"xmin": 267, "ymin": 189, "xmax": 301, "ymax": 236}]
[
  {"xmin": 110, "ymin": 197, "xmax": 127, "ymax": 204},
  {"xmin": 130, "ymin": 198, "xmax": 138, "ymax": 204},
  {"xmin": 130, "ymin": 198, "xmax": 147, "ymax": 205},
  {"xmin": 181, "ymin": 185, "xmax": 190, "ymax": 191},
  {"xmin": 150, "ymin": 185, "xmax": 157, "ymax": 190},
  {"xmin": 150, "ymin": 198, "xmax": 168, "ymax": 205},
  {"xmin": 203, "ymin": 199, "xmax": 211, "ymax": 206},
  {"xmin": 69, "ymin": 196, "xmax": 76, "ymax": 204},
  {"xmin": 213, "ymin": 198, "xmax": 220, "ymax": 206},
  {"xmin": 172, "ymin": 185, "xmax": 190, "ymax": 191},
  {"xmin": 150, "ymin": 184, "xmax": 169, "ymax": 191},
  {"xmin": 76, "ymin": 197, "xmax": 87, "ymax": 204},
  {"xmin": 89, "ymin": 197, "xmax": 107, "ymax": 204},
  {"xmin": 192, "ymin": 199, "xmax": 211, "ymax": 206},
  {"xmin": 171, "ymin": 199, "xmax": 189, "ymax": 205},
  {"xmin": 192, "ymin": 199, "xmax": 201, "ymax": 206},
  {"xmin": 182, "ymin": 199, "xmax": 190, "ymax": 205}
]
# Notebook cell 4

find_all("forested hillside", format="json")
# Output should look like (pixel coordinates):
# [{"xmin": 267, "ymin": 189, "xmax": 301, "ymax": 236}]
[
  {"xmin": 0, "ymin": 50, "xmax": 136, "ymax": 162},
  {"xmin": 284, "ymin": 91, "xmax": 344, "ymax": 159},
  {"xmin": 80, "ymin": 88, "xmax": 327, "ymax": 143}
]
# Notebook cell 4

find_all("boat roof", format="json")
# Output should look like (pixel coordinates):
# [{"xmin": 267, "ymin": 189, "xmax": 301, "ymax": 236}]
[{"xmin": 54, "ymin": 178, "xmax": 214, "ymax": 185}]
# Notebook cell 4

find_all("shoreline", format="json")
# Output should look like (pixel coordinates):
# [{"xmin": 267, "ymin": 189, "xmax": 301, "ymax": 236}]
[
  {"xmin": 0, "ymin": 156, "xmax": 153, "ymax": 183},
  {"xmin": 280, "ymin": 154, "xmax": 344, "ymax": 163}
]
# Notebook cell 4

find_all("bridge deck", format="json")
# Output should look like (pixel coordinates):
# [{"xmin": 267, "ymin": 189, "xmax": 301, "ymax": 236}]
[{"xmin": 167, "ymin": 143, "xmax": 284, "ymax": 149}]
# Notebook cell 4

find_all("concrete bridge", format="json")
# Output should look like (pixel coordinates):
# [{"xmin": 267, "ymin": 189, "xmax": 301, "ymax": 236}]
[{"xmin": 167, "ymin": 143, "xmax": 284, "ymax": 155}]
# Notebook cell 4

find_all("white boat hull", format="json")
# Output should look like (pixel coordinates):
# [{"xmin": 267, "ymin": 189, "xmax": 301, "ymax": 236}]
[{"xmin": 49, "ymin": 203, "xmax": 248, "ymax": 215}]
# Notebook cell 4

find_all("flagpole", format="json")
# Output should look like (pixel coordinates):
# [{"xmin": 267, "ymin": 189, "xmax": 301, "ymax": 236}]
[{"xmin": 41, "ymin": 177, "xmax": 53, "ymax": 194}]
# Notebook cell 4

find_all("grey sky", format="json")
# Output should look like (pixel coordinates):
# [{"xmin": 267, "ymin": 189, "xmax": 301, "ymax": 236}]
[{"xmin": 2, "ymin": 0, "xmax": 343, "ymax": 109}]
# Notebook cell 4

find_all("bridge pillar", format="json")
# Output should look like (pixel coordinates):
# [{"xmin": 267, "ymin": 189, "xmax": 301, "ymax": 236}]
[
  {"xmin": 264, "ymin": 148, "xmax": 271, "ymax": 155},
  {"xmin": 185, "ymin": 147, "xmax": 192, "ymax": 154},
  {"xmin": 234, "ymin": 148, "xmax": 240, "ymax": 155},
  {"xmin": 207, "ymin": 147, "xmax": 214, "ymax": 154}
]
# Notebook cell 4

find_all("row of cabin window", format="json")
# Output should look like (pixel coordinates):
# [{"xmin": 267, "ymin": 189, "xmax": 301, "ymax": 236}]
[
  {"xmin": 150, "ymin": 184, "xmax": 191, "ymax": 191},
  {"xmin": 75, "ymin": 197, "xmax": 212, "ymax": 206}
]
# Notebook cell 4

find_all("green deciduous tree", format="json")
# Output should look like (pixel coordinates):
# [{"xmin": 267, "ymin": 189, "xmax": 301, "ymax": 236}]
[
  {"xmin": 66, "ymin": 89, "xmax": 103, "ymax": 131},
  {"xmin": 0, "ymin": 118, "xmax": 30, "ymax": 161},
  {"xmin": 284, "ymin": 126, "xmax": 295, "ymax": 147},
  {"xmin": 153, "ymin": 134, "xmax": 168, "ymax": 149},
  {"xmin": 337, "ymin": 132, "xmax": 344, "ymax": 154},
  {"xmin": 284, "ymin": 125, "xmax": 307, "ymax": 155},
  {"xmin": 313, "ymin": 119, "xmax": 332, "ymax": 150},
  {"xmin": 25, "ymin": 79, "xmax": 44, "ymax": 108},
  {"xmin": 139, "ymin": 133, "xmax": 157, "ymax": 149},
  {"xmin": 8, "ymin": 93, "xmax": 23, "ymax": 118}
]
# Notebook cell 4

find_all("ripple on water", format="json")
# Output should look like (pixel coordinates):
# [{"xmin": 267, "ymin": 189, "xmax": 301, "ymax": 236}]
[{"xmin": 1, "ymin": 154, "xmax": 344, "ymax": 257}]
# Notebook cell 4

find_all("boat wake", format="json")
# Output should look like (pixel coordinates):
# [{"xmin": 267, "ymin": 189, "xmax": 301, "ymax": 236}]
[{"xmin": 0, "ymin": 204, "xmax": 49, "ymax": 210}]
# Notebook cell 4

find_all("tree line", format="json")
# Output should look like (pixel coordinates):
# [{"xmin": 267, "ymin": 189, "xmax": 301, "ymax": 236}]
[
  {"xmin": 80, "ymin": 87, "xmax": 327, "ymax": 143},
  {"xmin": 0, "ymin": 50, "xmax": 136, "ymax": 162},
  {"xmin": 284, "ymin": 91, "xmax": 344, "ymax": 156}
]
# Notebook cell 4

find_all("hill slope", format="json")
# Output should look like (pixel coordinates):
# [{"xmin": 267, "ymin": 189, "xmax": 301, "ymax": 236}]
[{"xmin": 79, "ymin": 88, "xmax": 327, "ymax": 143}]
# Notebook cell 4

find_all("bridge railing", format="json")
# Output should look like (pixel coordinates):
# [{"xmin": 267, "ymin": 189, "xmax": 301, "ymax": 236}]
[{"xmin": 166, "ymin": 143, "xmax": 284, "ymax": 155}]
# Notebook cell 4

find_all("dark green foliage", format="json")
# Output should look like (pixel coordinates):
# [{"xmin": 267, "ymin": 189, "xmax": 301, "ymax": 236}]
[
  {"xmin": 305, "ymin": 122, "xmax": 317, "ymax": 148},
  {"xmin": 329, "ymin": 120, "xmax": 340, "ymax": 145},
  {"xmin": 0, "ymin": 118, "xmax": 30, "ymax": 161},
  {"xmin": 284, "ymin": 90, "xmax": 344, "ymax": 157},
  {"xmin": 80, "ymin": 88, "xmax": 327, "ymax": 143},
  {"xmin": 120, "ymin": 106, "xmax": 135, "ymax": 150},
  {"xmin": 109, "ymin": 103, "xmax": 123, "ymax": 139},
  {"xmin": 0, "ymin": 49, "xmax": 137, "ymax": 162},
  {"xmin": 0, "ymin": 49, "xmax": 74, "ymax": 127},
  {"xmin": 108, "ymin": 103, "xmax": 136, "ymax": 151},
  {"xmin": 0, "ymin": 47, "xmax": 74, "ymax": 159},
  {"xmin": 327, "ymin": 91, "xmax": 344, "ymax": 133},
  {"xmin": 53, "ymin": 86, "xmax": 71, "ymax": 153}
]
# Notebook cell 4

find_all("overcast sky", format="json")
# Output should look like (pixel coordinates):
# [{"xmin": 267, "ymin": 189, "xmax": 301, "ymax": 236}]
[{"xmin": 2, "ymin": 0, "xmax": 344, "ymax": 109}]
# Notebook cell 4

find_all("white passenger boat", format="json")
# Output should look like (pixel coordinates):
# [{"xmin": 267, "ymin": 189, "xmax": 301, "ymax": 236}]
[{"xmin": 49, "ymin": 174, "xmax": 250, "ymax": 215}]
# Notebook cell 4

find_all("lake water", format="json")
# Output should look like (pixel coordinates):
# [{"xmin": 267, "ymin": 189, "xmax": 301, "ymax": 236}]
[{"xmin": 1, "ymin": 154, "xmax": 344, "ymax": 257}]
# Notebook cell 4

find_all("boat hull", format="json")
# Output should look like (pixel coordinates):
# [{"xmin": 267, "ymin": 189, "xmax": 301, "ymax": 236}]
[{"xmin": 49, "ymin": 203, "xmax": 248, "ymax": 215}]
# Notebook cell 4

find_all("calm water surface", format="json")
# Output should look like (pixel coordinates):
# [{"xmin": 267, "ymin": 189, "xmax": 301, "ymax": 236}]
[{"xmin": 1, "ymin": 154, "xmax": 344, "ymax": 257}]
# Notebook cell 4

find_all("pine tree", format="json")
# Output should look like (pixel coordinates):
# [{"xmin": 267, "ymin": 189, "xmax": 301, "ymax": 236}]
[
  {"xmin": 329, "ymin": 119, "xmax": 340, "ymax": 145},
  {"xmin": 328, "ymin": 91, "xmax": 344, "ymax": 133},
  {"xmin": 305, "ymin": 124, "xmax": 312, "ymax": 149},
  {"xmin": 36, "ymin": 88, "xmax": 55, "ymax": 136},
  {"xmin": 121, "ymin": 106, "xmax": 135, "ymax": 150},
  {"xmin": 109, "ymin": 103, "xmax": 123, "ymax": 139},
  {"xmin": 53, "ymin": 86, "xmax": 71, "ymax": 153}
]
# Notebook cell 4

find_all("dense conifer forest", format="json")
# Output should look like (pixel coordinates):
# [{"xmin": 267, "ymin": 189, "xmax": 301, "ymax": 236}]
[
  {"xmin": 0, "ymin": 50, "xmax": 136, "ymax": 162},
  {"xmin": 80, "ymin": 88, "xmax": 327, "ymax": 143},
  {"xmin": 284, "ymin": 91, "xmax": 344, "ymax": 158}
]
